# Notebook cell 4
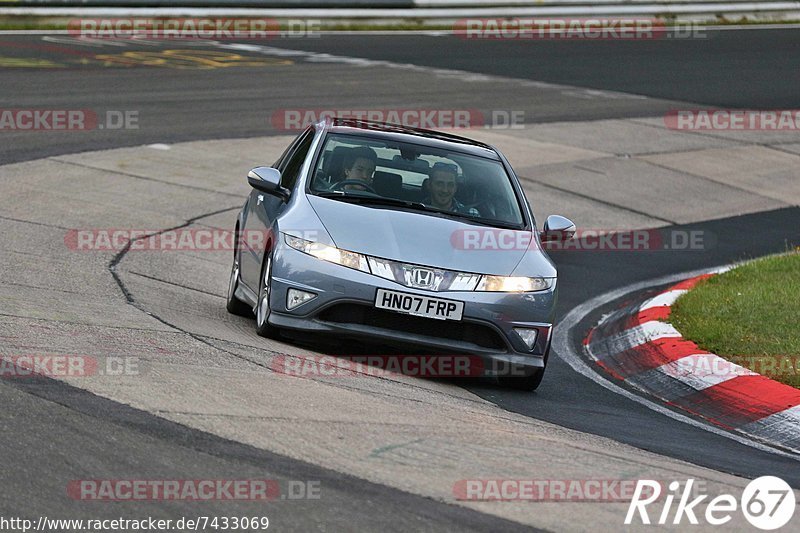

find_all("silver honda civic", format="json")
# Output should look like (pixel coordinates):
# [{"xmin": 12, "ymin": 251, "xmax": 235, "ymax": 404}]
[{"xmin": 226, "ymin": 118, "xmax": 575, "ymax": 390}]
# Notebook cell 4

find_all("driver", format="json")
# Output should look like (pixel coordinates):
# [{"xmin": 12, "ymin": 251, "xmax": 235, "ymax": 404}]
[
  {"xmin": 424, "ymin": 162, "xmax": 479, "ymax": 216},
  {"xmin": 340, "ymin": 146, "xmax": 377, "ymax": 191}
]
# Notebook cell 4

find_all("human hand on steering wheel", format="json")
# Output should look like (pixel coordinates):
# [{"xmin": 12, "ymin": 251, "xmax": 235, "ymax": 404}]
[{"xmin": 330, "ymin": 179, "xmax": 378, "ymax": 195}]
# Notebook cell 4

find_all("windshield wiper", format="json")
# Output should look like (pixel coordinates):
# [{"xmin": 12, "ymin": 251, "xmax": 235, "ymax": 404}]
[
  {"xmin": 412, "ymin": 205, "xmax": 524, "ymax": 229},
  {"xmin": 314, "ymin": 192, "xmax": 524, "ymax": 229},
  {"xmin": 315, "ymin": 192, "xmax": 429, "ymax": 210},
  {"xmin": 457, "ymin": 215, "xmax": 524, "ymax": 230}
]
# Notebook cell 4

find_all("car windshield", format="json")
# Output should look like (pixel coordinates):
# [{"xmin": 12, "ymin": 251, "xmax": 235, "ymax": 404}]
[{"xmin": 309, "ymin": 133, "xmax": 525, "ymax": 227}]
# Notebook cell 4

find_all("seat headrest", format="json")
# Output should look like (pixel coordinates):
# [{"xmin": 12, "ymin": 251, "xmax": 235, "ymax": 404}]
[
  {"xmin": 373, "ymin": 171, "xmax": 403, "ymax": 198},
  {"xmin": 324, "ymin": 146, "xmax": 354, "ymax": 183}
]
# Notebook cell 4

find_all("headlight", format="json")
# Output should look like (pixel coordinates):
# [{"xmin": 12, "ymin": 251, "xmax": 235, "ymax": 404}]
[
  {"xmin": 476, "ymin": 275, "xmax": 553, "ymax": 292},
  {"xmin": 367, "ymin": 256, "xmax": 395, "ymax": 281},
  {"xmin": 284, "ymin": 234, "xmax": 369, "ymax": 273},
  {"xmin": 449, "ymin": 272, "xmax": 482, "ymax": 291}
]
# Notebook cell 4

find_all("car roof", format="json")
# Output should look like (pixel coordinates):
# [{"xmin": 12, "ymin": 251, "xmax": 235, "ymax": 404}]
[{"xmin": 321, "ymin": 118, "xmax": 502, "ymax": 161}]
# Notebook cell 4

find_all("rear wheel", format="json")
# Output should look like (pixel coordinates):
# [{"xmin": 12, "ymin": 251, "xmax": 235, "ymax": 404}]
[
  {"xmin": 255, "ymin": 254, "xmax": 280, "ymax": 338},
  {"xmin": 226, "ymin": 247, "xmax": 251, "ymax": 317}
]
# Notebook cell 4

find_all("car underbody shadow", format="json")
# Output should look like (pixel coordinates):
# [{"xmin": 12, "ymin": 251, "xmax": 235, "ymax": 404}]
[{"xmin": 277, "ymin": 330, "xmax": 499, "ymax": 389}]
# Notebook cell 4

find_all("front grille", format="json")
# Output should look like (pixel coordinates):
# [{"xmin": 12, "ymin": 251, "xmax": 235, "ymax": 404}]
[{"xmin": 317, "ymin": 303, "xmax": 507, "ymax": 350}]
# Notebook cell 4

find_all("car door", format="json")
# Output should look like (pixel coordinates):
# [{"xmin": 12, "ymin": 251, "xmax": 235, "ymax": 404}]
[{"xmin": 240, "ymin": 127, "xmax": 316, "ymax": 292}]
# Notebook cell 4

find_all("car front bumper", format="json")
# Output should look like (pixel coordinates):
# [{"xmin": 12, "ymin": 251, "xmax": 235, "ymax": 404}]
[{"xmin": 267, "ymin": 240, "xmax": 557, "ymax": 374}]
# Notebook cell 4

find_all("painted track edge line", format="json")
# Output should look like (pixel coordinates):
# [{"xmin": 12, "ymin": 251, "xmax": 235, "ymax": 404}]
[
  {"xmin": 552, "ymin": 264, "xmax": 800, "ymax": 461},
  {"xmin": 589, "ymin": 269, "xmax": 800, "ymax": 449}
]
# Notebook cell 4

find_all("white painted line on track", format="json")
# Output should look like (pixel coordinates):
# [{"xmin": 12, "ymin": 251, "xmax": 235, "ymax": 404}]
[
  {"xmin": 589, "ymin": 320, "xmax": 682, "ymax": 355},
  {"xmin": 215, "ymin": 41, "xmax": 648, "ymax": 101},
  {"xmin": 656, "ymin": 353, "xmax": 756, "ymax": 390},
  {"xmin": 740, "ymin": 405, "xmax": 800, "ymax": 444},
  {"xmin": 41, "ymin": 35, "xmax": 125, "ymax": 47},
  {"xmin": 640, "ymin": 289, "xmax": 687, "ymax": 310},
  {"xmin": 552, "ymin": 265, "xmax": 800, "ymax": 460}
]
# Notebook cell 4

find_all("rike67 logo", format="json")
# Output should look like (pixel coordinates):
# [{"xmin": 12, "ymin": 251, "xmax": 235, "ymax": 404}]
[{"xmin": 625, "ymin": 477, "xmax": 795, "ymax": 530}]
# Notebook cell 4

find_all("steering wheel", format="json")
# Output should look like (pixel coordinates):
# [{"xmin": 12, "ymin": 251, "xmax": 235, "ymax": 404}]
[{"xmin": 331, "ymin": 179, "xmax": 378, "ymax": 195}]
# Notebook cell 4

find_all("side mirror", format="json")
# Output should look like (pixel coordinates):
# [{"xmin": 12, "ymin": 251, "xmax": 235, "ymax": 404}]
[
  {"xmin": 541, "ymin": 215, "xmax": 576, "ymax": 242},
  {"xmin": 247, "ymin": 167, "xmax": 290, "ymax": 201}
]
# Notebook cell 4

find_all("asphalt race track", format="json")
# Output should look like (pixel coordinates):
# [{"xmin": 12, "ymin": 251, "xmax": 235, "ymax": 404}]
[{"xmin": 1, "ymin": 29, "xmax": 799, "ymax": 531}]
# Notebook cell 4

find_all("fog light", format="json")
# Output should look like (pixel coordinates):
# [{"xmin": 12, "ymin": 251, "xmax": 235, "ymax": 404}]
[
  {"xmin": 514, "ymin": 328, "xmax": 538, "ymax": 350},
  {"xmin": 287, "ymin": 288, "xmax": 316, "ymax": 310}
]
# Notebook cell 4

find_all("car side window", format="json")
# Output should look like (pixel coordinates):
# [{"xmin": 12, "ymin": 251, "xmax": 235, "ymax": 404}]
[
  {"xmin": 279, "ymin": 128, "xmax": 315, "ymax": 190},
  {"xmin": 273, "ymin": 126, "xmax": 309, "ymax": 169}
]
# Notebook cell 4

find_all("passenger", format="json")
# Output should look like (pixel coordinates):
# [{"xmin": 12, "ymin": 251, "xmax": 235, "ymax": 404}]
[
  {"xmin": 424, "ymin": 162, "xmax": 479, "ymax": 216},
  {"xmin": 340, "ymin": 146, "xmax": 377, "ymax": 191}
]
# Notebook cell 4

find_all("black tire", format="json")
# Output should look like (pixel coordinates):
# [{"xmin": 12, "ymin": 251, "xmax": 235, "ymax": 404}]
[
  {"xmin": 497, "ymin": 369, "xmax": 545, "ymax": 391},
  {"xmin": 226, "ymin": 246, "xmax": 251, "ymax": 317},
  {"xmin": 497, "ymin": 346, "xmax": 549, "ymax": 391},
  {"xmin": 255, "ymin": 253, "xmax": 280, "ymax": 339}
]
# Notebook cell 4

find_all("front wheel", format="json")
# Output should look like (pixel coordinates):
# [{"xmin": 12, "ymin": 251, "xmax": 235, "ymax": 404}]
[
  {"xmin": 497, "ymin": 347, "xmax": 549, "ymax": 391},
  {"xmin": 497, "ymin": 369, "xmax": 544, "ymax": 391},
  {"xmin": 226, "ymin": 251, "xmax": 251, "ymax": 317},
  {"xmin": 255, "ymin": 254, "xmax": 280, "ymax": 338}
]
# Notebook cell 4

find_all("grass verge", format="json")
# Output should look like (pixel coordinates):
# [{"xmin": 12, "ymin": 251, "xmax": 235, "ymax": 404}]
[{"xmin": 670, "ymin": 252, "xmax": 800, "ymax": 388}]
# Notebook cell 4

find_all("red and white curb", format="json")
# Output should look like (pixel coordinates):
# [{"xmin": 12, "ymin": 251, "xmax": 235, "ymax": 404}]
[{"xmin": 584, "ymin": 270, "xmax": 800, "ymax": 453}]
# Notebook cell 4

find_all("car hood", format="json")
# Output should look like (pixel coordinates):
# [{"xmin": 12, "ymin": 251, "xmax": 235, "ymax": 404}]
[{"xmin": 308, "ymin": 195, "xmax": 551, "ymax": 276}]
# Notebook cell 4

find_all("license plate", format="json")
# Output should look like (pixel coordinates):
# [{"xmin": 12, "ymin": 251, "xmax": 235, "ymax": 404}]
[{"xmin": 374, "ymin": 288, "xmax": 464, "ymax": 321}]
